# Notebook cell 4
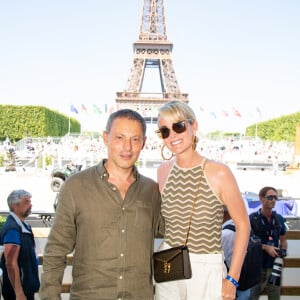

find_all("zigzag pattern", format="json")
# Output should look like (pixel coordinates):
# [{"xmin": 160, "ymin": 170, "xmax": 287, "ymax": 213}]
[{"xmin": 162, "ymin": 163, "xmax": 223, "ymax": 254}]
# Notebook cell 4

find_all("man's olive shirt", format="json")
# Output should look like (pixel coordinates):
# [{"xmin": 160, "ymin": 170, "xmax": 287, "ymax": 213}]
[{"xmin": 40, "ymin": 160, "xmax": 161, "ymax": 300}]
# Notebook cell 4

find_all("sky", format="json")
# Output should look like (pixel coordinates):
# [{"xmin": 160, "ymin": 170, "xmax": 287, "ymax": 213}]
[{"xmin": 0, "ymin": 0, "xmax": 300, "ymax": 133}]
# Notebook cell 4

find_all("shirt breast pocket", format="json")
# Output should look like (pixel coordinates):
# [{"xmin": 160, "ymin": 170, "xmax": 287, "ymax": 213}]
[{"xmin": 135, "ymin": 202, "xmax": 153, "ymax": 231}]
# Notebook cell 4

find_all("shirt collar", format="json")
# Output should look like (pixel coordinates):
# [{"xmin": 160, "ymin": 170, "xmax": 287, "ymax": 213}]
[
  {"xmin": 98, "ymin": 159, "xmax": 140, "ymax": 181},
  {"xmin": 10, "ymin": 212, "xmax": 31, "ymax": 233}
]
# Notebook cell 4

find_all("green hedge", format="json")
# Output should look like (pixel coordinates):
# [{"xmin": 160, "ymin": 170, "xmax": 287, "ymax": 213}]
[
  {"xmin": 246, "ymin": 112, "xmax": 300, "ymax": 142},
  {"xmin": 0, "ymin": 105, "xmax": 81, "ymax": 141},
  {"xmin": 0, "ymin": 215, "xmax": 7, "ymax": 231}
]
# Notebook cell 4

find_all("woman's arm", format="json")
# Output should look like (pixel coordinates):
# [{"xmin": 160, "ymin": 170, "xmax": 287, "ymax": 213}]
[{"xmin": 206, "ymin": 160, "xmax": 250, "ymax": 299}]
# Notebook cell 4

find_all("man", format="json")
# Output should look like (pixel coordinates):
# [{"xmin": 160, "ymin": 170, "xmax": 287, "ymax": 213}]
[
  {"xmin": 249, "ymin": 186, "xmax": 287, "ymax": 300},
  {"xmin": 40, "ymin": 109, "xmax": 162, "ymax": 299},
  {"xmin": 222, "ymin": 206, "xmax": 251, "ymax": 300},
  {"xmin": 0, "ymin": 189, "xmax": 40, "ymax": 300},
  {"xmin": 70, "ymin": 144, "xmax": 84, "ymax": 171}
]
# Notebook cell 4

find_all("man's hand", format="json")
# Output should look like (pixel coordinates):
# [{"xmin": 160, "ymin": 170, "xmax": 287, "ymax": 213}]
[{"xmin": 263, "ymin": 244, "xmax": 279, "ymax": 257}]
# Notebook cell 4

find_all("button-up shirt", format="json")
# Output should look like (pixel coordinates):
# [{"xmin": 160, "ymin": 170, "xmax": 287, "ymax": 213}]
[{"xmin": 40, "ymin": 160, "xmax": 161, "ymax": 300}]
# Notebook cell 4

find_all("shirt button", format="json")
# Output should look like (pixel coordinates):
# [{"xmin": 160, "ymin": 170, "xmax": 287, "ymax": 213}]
[
  {"xmin": 120, "ymin": 253, "xmax": 124, "ymax": 257},
  {"xmin": 121, "ymin": 229, "xmax": 125, "ymax": 233},
  {"xmin": 112, "ymin": 187, "xmax": 117, "ymax": 191},
  {"xmin": 119, "ymin": 275, "xmax": 123, "ymax": 280}
]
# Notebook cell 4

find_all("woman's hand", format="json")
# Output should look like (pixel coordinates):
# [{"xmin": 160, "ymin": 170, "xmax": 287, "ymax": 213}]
[{"xmin": 222, "ymin": 278, "xmax": 236, "ymax": 300}]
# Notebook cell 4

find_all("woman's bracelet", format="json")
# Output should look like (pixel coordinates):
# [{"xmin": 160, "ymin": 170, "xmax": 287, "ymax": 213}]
[{"xmin": 225, "ymin": 274, "xmax": 239, "ymax": 287}]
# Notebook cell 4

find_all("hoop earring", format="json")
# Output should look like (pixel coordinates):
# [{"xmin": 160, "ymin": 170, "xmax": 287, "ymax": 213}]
[
  {"xmin": 192, "ymin": 135, "xmax": 198, "ymax": 151},
  {"xmin": 161, "ymin": 145, "xmax": 173, "ymax": 160}
]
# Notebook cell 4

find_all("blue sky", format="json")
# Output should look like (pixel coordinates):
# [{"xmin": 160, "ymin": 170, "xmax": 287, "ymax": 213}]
[{"xmin": 0, "ymin": 0, "xmax": 300, "ymax": 133}]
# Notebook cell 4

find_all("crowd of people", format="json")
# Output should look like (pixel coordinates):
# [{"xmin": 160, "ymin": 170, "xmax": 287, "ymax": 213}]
[
  {"xmin": 0, "ymin": 102, "xmax": 289, "ymax": 300},
  {"xmin": 0, "ymin": 123, "xmax": 294, "ymax": 174}
]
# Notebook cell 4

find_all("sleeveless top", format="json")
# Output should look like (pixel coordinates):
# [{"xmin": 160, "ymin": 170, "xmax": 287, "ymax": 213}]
[{"xmin": 161, "ymin": 161, "xmax": 224, "ymax": 254}]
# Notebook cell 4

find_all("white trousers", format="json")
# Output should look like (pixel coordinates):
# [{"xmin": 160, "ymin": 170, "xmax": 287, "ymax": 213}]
[{"xmin": 155, "ymin": 242, "xmax": 226, "ymax": 300}]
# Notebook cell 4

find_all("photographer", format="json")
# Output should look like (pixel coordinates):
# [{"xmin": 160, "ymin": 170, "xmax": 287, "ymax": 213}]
[{"xmin": 249, "ymin": 186, "xmax": 287, "ymax": 300}]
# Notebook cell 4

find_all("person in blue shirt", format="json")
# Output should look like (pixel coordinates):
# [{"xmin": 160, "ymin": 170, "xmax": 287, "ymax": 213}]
[
  {"xmin": 249, "ymin": 186, "xmax": 287, "ymax": 300},
  {"xmin": 222, "ymin": 207, "xmax": 251, "ymax": 300},
  {"xmin": 0, "ymin": 189, "xmax": 40, "ymax": 300}
]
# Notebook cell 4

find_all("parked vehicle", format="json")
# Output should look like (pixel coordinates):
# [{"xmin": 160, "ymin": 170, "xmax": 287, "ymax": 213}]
[
  {"xmin": 51, "ymin": 165, "xmax": 78, "ymax": 211},
  {"xmin": 50, "ymin": 165, "xmax": 77, "ymax": 192}
]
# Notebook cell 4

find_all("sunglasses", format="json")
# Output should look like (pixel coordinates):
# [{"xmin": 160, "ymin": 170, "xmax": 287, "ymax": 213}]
[
  {"xmin": 263, "ymin": 195, "xmax": 278, "ymax": 201},
  {"xmin": 156, "ymin": 119, "xmax": 193, "ymax": 139}
]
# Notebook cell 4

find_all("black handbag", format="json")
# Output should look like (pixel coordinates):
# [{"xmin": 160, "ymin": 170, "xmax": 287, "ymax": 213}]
[
  {"xmin": 153, "ymin": 245, "xmax": 191, "ymax": 282},
  {"xmin": 153, "ymin": 162, "xmax": 205, "ymax": 283}
]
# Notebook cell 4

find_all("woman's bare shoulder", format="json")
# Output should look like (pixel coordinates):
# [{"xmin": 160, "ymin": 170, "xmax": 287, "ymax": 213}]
[
  {"xmin": 157, "ymin": 159, "xmax": 175, "ymax": 191},
  {"xmin": 203, "ymin": 159, "xmax": 234, "ymax": 189},
  {"xmin": 158, "ymin": 159, "xmax": 175, "ymax": 173},
  {"xmin": 204, "ymin": 158, "xmax": 229, "ymax": 173}
]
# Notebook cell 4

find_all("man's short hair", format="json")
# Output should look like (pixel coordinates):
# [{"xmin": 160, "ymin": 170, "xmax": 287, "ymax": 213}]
[
  {"xmin": 7, "ymin": 189, "xmax": 32, "ymax": 211},
  {"xmin": 105, "ymin": 109, "xmax": 146, "ymax": 137}
]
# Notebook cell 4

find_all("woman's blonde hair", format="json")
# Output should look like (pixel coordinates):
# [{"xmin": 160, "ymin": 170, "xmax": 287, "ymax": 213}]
[{"xmin": 158, "ymin": 100, "xmax": 196, "ymax": 122}]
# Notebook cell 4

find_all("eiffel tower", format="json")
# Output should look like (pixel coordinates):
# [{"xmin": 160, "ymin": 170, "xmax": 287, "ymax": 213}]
[{"xmin": 116, "ymin": 0, "xmax": 188, "ymax": 121}]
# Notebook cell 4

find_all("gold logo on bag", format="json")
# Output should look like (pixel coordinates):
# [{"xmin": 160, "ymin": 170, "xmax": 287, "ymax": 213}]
[{"xmin": 163, "ymin": 262, "xmax": 171, "ymax": 273}]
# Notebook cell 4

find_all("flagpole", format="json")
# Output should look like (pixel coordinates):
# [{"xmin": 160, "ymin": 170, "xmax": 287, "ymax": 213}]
[
  {"xmin": 256, "ymin": 106, "xmax": 261, "ymax": 138},
  {"xmin": 68, "ymin": 103, "xmax": 71, "ymax": 135},
  {"xmin": 255, "ymin": 122, "xmax": 258, "ymax": 138},
  {"xmin": 68, "ymin": 114, "xmax": 71, "ymax": 135},
  {"xmin": 69, "ymin": 104, "xmax": 78, "ymax": 135}
]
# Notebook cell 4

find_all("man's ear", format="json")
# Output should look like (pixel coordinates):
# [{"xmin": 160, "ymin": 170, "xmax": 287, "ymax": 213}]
[
  {"xmin": 142, "ymin": 137, "xmax": 147, "ymax": 149},
  {"xmin": 102, "ymin": 131, "xmax": 108, "ymax": 145}
]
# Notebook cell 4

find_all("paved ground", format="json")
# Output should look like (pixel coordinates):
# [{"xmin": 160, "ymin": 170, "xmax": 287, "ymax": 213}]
[{"xmin": 0, "ymin": 167, "xmax": 56, "ymax": 213}]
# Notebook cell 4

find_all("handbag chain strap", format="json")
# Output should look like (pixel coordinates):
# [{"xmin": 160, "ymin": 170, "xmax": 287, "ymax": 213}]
[{"xmin": 184, "ymin": 159, "xmax": 206, "ymax": 246}]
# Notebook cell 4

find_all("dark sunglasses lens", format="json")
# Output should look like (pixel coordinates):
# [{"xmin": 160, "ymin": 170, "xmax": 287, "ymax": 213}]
[
  {"xmin": 266, "ymin": 195, "xmax": 278, "ymax": 200},
  {"xmin": 157, "ymin": 120, "xmax": 188, "ymax": 139},
  {"xmin": 160, "ymin": 127, "xmax": 170, "ymax": 139},
  {"xmin": 172, "ymin": 121, "xmax": 186, "ymax": 134}
]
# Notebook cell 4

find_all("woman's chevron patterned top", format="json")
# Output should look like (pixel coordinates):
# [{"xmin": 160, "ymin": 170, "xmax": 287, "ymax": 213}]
[{"xmin": 161, "ymin": 161, "xmax": 224, "ymax": 254}]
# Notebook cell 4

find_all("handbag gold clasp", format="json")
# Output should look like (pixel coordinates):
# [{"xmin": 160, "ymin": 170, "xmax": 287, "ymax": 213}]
[{"xmin": 163, "ymin": 262, "xmax": 171, "ymax": 273}]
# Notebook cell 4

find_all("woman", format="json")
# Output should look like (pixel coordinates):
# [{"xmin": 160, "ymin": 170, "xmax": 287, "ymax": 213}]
[{"xmin": 155, "ymin": 101, "xmax": 250, "ymax": 300}]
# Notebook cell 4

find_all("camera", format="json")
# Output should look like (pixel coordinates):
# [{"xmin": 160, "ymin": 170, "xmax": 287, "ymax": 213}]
[
  {"xmin": 269, "ymin": 249, "xmax": 286, "ymax": 286},
  {"xmin": 276, "ymin": 248, "xmax": 287, "ymax": 258}
]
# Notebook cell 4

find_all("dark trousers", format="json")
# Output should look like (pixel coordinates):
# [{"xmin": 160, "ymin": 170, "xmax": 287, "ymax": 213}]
[
  {"xmin": 249, "ymin": 268, "xmax": 281, "ymax": 300},
  {"xmin": 3, "ymin": 291, "xmax": 35, "ymax": 300}
]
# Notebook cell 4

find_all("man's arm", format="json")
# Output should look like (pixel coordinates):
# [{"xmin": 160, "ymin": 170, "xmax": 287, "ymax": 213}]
[
  {"xmin": 4, "ymin": 244, "xmax": 26, "ymax": 300},
  {"xmin": 279, "ymin": 214, "xmax": 288, "ymax": 253},
  {"xmin": 279, "ymin": 234, "xmax": 288, "ymax": 252},
  {"xmin": 39, "ymin": 183, "xmax": 76, "ymax": 299}
]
